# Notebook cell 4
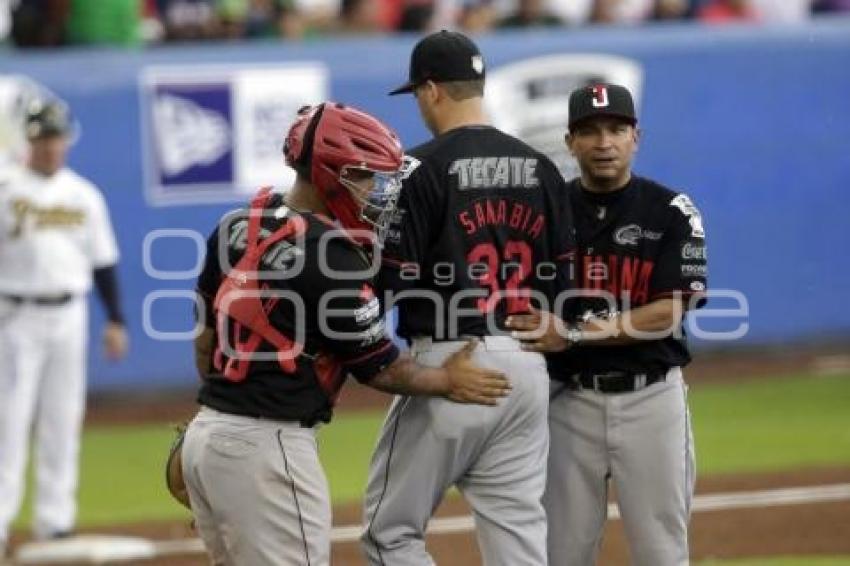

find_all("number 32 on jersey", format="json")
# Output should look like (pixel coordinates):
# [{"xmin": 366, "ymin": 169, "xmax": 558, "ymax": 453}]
[{"xmin": 467, "ymin": 240, "xmax": 532, "ymax": 314}]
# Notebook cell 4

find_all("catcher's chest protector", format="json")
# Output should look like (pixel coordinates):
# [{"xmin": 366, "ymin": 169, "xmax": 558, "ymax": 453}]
[{"xmin": 213, "ymin": 188, "xmax": 307, "ymax": 382}]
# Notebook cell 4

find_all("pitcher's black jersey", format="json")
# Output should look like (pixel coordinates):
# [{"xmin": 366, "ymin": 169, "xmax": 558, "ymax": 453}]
[
  {"xmin": 549, "ymin": 176, "xmax": 708, "ymax": 377},
  {"xmin": 378, "ymin": 125, "xmax": 576, "ymax": 340}
]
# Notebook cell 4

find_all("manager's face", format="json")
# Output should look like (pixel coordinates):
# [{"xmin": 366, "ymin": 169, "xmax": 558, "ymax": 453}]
[{"xmin": 567, "ymin": 116, "xmax": 639, "ymax": 185}]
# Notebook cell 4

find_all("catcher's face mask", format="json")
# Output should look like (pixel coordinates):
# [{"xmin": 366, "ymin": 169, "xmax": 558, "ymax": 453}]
[{"xmin": 339, "ymin": 165, "xmax": 402, "ymax": 248}]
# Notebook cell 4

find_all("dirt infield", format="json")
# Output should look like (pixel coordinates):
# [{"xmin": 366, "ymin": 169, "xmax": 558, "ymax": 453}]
[
  {"xmin": 333, "ymin": 468, "xmax": 850, "ymax": 565},
  {"xmin": 11, "ymin": 467, "xmax": 847, "ymax": 565}
]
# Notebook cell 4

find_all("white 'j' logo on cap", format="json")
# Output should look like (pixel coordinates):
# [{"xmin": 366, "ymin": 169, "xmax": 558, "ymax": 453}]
[{"xmin": 591, "ymin": 85, "xmax": 609, "ymax": 108}]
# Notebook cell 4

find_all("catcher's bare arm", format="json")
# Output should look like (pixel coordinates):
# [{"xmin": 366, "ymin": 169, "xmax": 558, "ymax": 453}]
[{"xmin": 368, "ymin": 340, "xmax": 511, "ymax": 405}]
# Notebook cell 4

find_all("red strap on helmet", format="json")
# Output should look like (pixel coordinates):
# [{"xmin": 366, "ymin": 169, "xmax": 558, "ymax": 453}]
[{"xmin": 213, "ymin": 188, "xmax": 307, "ymax": 382}]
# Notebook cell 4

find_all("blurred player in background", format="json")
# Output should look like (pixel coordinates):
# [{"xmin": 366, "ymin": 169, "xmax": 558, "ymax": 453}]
[{"xmin": 0, "ymin": 100, "xmax": 128, "ymax": 558}]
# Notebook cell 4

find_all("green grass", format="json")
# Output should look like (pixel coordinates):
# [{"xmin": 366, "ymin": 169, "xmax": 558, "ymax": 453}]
[
  {"xmin": 17, "ymin": 425, "xmax": 194, "ymax": 527},
  {"xmin": 317, "ymin": 412, "xmax": 386, "ymax": 503},
  {"xmin": 696, "ymin": 558, "xmax": 850, "ymax": 566},
  {"xmin": 12, "ymin": 371, "xmax": 850, "ymax": 529},
  {"xmin": 691, "ymin": 372, "xmax": 850, "ymax": 474}
]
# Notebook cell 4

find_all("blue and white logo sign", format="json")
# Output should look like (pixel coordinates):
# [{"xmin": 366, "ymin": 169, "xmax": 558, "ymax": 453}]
[
  {"xmin": 485, "ymin": 55, "xmax": 643, "ymax": 179},
  {"xmin": 140, "ymin": 64, "xmax": 328, "ymax": 206},
  {"xmin": 152, "ymin": 83, "xmax": 233, "ymax": 186}
]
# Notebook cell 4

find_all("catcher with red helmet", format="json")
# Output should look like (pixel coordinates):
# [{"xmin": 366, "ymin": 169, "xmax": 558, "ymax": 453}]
[{"xmin": 177, "ymin": 102, "xmax": 510, "ymax": 566}]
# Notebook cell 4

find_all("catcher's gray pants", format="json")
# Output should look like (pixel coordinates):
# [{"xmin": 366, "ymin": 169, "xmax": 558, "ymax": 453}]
[
  {"xmin": 182, "ymin": 406, "xmax": 331, "ymax": 566},
  {"xmin": 545, "ymin": 367, "xmax": 695, "ymax": 566},
  {"xmin": 361, "ymin": 337, "xmax": 550, "ymax": 566}
]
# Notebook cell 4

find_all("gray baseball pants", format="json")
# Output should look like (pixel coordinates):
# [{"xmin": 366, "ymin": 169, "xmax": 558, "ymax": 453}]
[
  {"xmin": 545, "ymin": 367, "xmax": 695, "ymax": 566},
  {"xmin": 361, "ymin": 337, "xmax": 550, "ymax": 566},
  {"xmin": 182, "ymin": 406, "xmax": 331, "ymax": 566}
]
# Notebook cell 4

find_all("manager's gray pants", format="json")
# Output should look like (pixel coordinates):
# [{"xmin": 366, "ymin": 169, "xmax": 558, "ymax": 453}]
[
  {"xmin": 182, "ymin": 406, "xmax": 331, "ymax": 566},
  {"xmin": 545, "ymin": 367, "xmax": 696, "ymax": 566},
  {"xmin": 361, "ymin": 337, "xmax": 550, "ymax": 566}
]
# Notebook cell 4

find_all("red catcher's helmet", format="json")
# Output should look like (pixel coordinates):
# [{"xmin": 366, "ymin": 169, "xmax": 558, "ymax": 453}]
[{"xmin": 283, "ymin": 102, "xmax": 404, "ymax": 246}]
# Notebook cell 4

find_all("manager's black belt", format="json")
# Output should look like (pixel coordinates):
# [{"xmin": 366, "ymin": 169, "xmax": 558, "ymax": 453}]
[
  {"xmin": 1, "ymin": 293, "xmax": 73, "ymax": 306},
  {"xmin": 565, "ymin": 370, "xmax": 667, "ymax": 394}
]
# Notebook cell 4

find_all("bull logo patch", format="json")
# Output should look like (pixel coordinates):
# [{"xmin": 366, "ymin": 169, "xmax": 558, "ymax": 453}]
[{"xmin": 614, "ymin": 224, "xmax": 641, "ymax": 245}]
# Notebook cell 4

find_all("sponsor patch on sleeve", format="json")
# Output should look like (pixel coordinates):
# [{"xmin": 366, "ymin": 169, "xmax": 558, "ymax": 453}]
[
  {"xmin": 681, "ymin": 242, "xmax": 707, "ymax": 261},
  {"xmin": 357, "ymin": 320, "xmax": 388, "ymax": 348},
  {"xmin": 400, "ymin": 155, "xmax": 422, "ymax": 180},
  {"xmin": 681, "ymin": 264, "xmax": 707, "ymax": 277},
  {"xmin": 353, "ymin": 296, "xmax": 381, "ymax": 325},
  {"xmin": 670, "ymin": 194, "xmax": 705, "ymax": 238}
]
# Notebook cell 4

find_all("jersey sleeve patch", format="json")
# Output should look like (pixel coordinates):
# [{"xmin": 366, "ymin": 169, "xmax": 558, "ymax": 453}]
[
  {"xmin": 400, "ymin": 154, "xmax": 422, "ymax": 180},
  {"xmin": 669, "ymin": 194, "xmax": 705, "ymax": 239}
]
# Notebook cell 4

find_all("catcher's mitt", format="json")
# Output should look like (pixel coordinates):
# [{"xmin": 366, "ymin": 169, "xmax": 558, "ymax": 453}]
[{"xmin": 165, "ymin": 422, "xmax": 191, "ymax": 510}]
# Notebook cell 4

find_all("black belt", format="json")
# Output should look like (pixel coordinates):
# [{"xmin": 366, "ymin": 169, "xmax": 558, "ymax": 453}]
[
  {"xmin": 199, "ymin": 402, "xmax": 325, "ymax": 428},
  {"xmin": 1, "ymin": 293, "xmax": 73, "ymax": 306},
  {"xmin": 565, "ymin": 370, "xmax": 667, "ymax": 394}
]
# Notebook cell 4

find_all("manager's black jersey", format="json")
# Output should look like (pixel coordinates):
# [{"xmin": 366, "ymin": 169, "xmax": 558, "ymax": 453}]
[
  {"xmin": 196, "ymin": 196, "xmax": 399, "ymax": 425},
  {"xmin": 548, "ymin": 176, "xmax": 708, "ymax": 378},
  {"xmin": 378, "ymin": 125, "xmax": 575, "ymax": 340}
]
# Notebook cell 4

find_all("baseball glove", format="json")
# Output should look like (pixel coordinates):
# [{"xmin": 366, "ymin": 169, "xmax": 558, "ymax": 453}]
[{"xmin": 165, "ymin": 422, "xmax": 191, "ymax": 510}]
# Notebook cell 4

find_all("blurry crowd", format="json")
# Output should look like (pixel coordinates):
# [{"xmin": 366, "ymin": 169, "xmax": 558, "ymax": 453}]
[{"xmin": 1, "ymin": 0, "xmax": 849, "ymax": 48}]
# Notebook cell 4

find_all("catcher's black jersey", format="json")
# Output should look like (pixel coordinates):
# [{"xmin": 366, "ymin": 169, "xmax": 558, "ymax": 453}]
[
  {"xmin": 196, "ymin": 197, "xmax": 399, "ymax": 425},
  {"xmin": 548, "ymin": 176, "xmax": 708, "ymax": 377},
  {"xmin": 378, "ymin": 125, "xmax": 576, "ymax": 340}
]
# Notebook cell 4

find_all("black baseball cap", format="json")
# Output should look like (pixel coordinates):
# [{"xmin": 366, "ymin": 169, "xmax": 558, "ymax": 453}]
[
  {"xmin": 568, "ymin": 83, "xmax": 637, "ymax": 130},
  {"xmin": 389, "ymin": 30, "xmax": 485, "ymax": 96}
]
